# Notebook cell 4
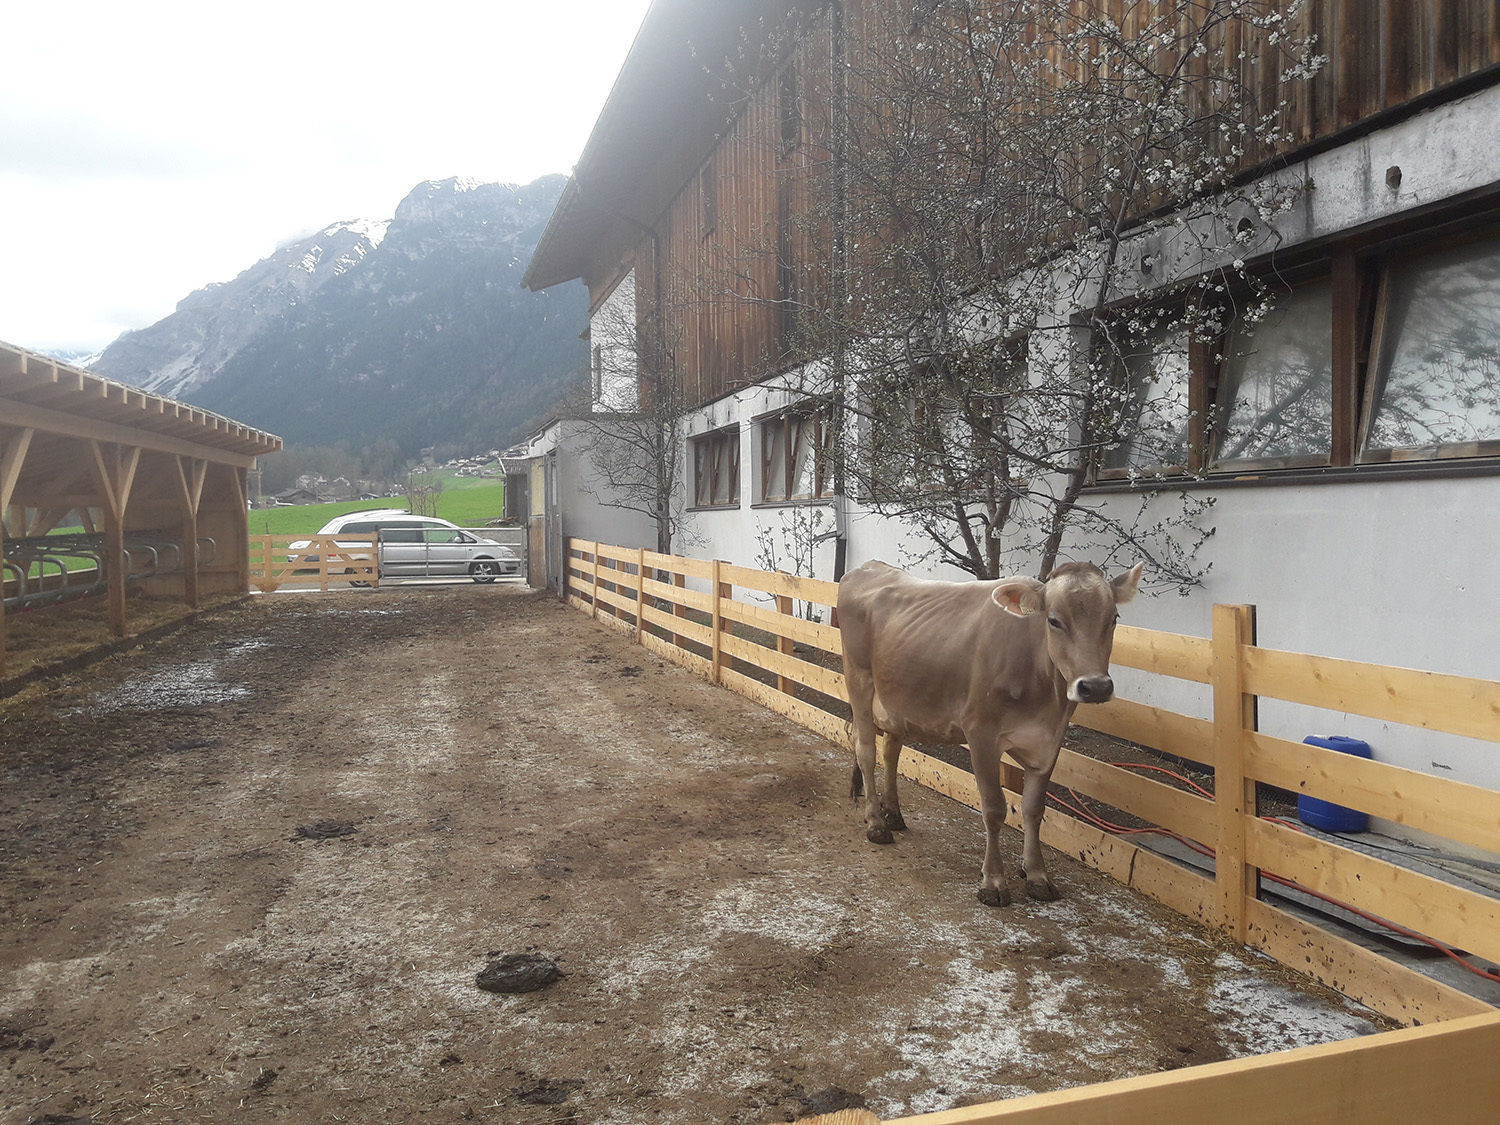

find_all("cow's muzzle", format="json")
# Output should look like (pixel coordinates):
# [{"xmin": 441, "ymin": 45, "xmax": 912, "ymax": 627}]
[{"xmin": 1069, "ymin": 675, "xmax": 1114, "ymax": 704}]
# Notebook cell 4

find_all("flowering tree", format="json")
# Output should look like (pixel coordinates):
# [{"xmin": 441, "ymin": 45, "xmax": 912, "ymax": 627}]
[{"xmin": 777, "ymin": 0, "xmax": 1322, "ymax": 585}]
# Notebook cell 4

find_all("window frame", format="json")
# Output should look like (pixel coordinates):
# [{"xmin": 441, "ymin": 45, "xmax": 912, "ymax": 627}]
[
  {"xmin": 757, "ymin": 405, "xmax": 836, "ymax": 504},
  {"xmin": 1088, "ymin": 207, "xmax": 1500, "ymax": 490},
  {"xmin": 690, "ymin": 425, "xmax": 740, "ymax": 509}
]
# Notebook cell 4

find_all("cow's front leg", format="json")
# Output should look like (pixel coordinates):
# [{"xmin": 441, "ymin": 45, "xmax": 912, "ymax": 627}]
[
  {"xmin": 1019, "ymin": 765, "xmax": 1058, "ymax": 901},
  {"xmin": 967, "ymin": 739, "xmax": 1011, "ymax": 907}
]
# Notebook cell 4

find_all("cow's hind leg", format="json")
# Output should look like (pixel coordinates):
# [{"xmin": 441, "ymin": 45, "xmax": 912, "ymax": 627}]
[
  {"xmin": 1019, "ymin": 765, "xmax": 1059, "ymax": 901},
  {"xmin": 968, "ymin": 739, "xmax": 1011, "ymax": 907},
  {"xmin": 879, "ymin": 732, "xmax": 907, "ymax": 831},
  {"xmin": 847, "ymin": 675, "xmax": 892, "ymax": 845}
]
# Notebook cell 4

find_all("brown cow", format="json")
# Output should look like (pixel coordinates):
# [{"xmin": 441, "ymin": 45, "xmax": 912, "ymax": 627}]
[{"xmin": 838, "ymin": 559, "xmax": 1142, "ymax": 906}]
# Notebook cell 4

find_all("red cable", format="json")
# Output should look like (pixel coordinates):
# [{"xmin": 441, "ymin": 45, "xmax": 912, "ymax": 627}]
[{"xmin": 1051, "ymin": 768, "xmax": 1500, "ymax": 986}]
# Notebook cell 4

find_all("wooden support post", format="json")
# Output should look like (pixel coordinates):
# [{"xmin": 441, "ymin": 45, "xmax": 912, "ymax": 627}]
[
  {"xmin": 1212, "ymin": 603, "xmax": 1259, "ymax": 943},
  {"xmin": 586, "ymin": 545, "xmax": 598, "ymax": 617},
  {"xmin": 775, "ymin": 593, "xmax": 795, "ymax": 694},
  {"xmin": 175, "ymin": 456, "xmax": 206, "ymax": 608},
  {"xmin": 90, "ymin": 440, "xmax": 140, "ymax": 639},
  {"xmin": 672, "ymin": 570, "xmax": 687, "ymax": 648},
  {"xmin": 1, "ymin": 427, "xmax": 35, "ymax": 674},
  {"xmin": 229, "ymin": 466, "xmax": 249, "ymax": 595},
  {"xmin": 635, "ymin": 548, "xmax": 646, "ymax": 642},
  {"xmin": 710, "ymin": 559, "xmax": 724, "ymax": 683}
]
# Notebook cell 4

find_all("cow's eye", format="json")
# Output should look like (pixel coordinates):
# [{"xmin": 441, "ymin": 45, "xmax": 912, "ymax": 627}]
[{"xmin": 1047, "ymin": 615, "xmax": 1063, "ymax": 630}]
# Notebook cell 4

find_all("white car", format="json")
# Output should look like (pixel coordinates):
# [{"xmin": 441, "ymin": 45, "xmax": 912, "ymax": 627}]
[{"xmin": 288, "ymin": 509, "xmax": 521, "ymax": 583}]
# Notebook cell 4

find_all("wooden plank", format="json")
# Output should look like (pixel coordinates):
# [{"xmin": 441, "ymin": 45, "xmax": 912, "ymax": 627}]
[
  {"xmin": 719, "ymin": 596, "xmax": 843, "ymax": 654},
  {"xmin": 592, "ymin": 583, "xmax": 639, "ymax": 617},
  {"xmin": 640, "ymin": 627, "xmax": 715, "ymax": 679},
  {"xmin": 1050, "ymin": 748, "xmax": 1217, "ymax": 845},
  {"xmin": 1109, "ymin": 624, "xmax": 1211, "ymax": 684},
  {"xmin": 1073, "ymin": 697, "xmax": 1216, "ymax": 768},
  {"xmin": 719, "ymin": 561, "xmax": 840, "ymax": 606},
  {"xmin": 718, "ymin": 630, "xmax": 847, "ymax": 700},
  {"xmin": 711, "ymin": 559, "xmax": 724, "ymax": 683},
  {"xmin": 641, "ymin": 573, "xmax": 713, "ymax": 612},
  {"xmin": 1244, "ymin": 730, "xmax": 1500, "ymax": 855},
  {"xmin": 1244, "ymin": 898, "xmax": 1496, "ymax": 1027},
  {"xmin": 776, "ymin": 593, "xmax": 794, "ymax": 693},
  {"xmin": 595, "ymin": 542, "xmax": 640, "ymax": 564},
  {"xmin": 642, "ymin": 549, "xmax": 714, "ymax": 580},
  {"xmin": 0, "ymin": 394, "xmax": 258, "ymax": 468},
  {"xmin": 1212, "ymin": 604, "xmax": 1258, "ymax": 943},
  {"xmin": 882, "ymin": 1012, "xmax": 1500, "ymax": 1124},
  {"xmin": 640, "ymin": 602, "xmax": 713, "ymax": 647},
  {"xmin": 1241, "ymin": 646, "xmax": 1500, "ymax": 744},
  {"xmin": 720, "ymin": 666, "xmax": 850, "ymax": 745},
  {"xmin": 1245, "ymin": 817, "xmax": 1500, "ymax": 967}
]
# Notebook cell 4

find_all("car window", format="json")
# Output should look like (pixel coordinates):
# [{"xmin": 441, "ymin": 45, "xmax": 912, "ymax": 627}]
[
  {"xmin": 340, "ymin": 521, "xmax": 374, "ymax": 534},
  {"xmin": 381, "ymin": 528, "xmax": 423, "ymax": 543}
]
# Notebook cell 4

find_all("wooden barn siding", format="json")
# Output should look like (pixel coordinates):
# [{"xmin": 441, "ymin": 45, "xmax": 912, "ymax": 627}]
[{"xmin": 633, "ymin": 0, "xmax": 1500, "ymax": 407}]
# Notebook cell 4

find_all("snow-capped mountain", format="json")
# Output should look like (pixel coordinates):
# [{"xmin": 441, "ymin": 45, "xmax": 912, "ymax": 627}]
[
  {"xmin": 94, "ymin": 218, "xmax": 391, "ymax": 400},
  {"xmin": 91, "ymin": 175, "xmax": 586, "ymax": 454}
]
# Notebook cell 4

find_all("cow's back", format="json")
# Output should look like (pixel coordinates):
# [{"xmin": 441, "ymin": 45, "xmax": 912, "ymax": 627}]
[{"xmin": 838, "ymin": 560, "xmax": 1055, "ymax": 740}]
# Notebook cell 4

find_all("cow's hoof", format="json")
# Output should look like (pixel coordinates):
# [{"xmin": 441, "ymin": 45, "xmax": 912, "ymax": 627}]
[
  {"xmin": 1024, "ymin": 877, "xmax": 1059, "ymax": 902},
  {"xmin": 882, "ymin": 808, "xmax": 908, "ymax": 832},
  {"xmin": 977, "ymin": 885, "xmax": 1011, "ymax": 908},
  {"xmin": 866, "ymin": 825, "xmax": 894, "ymax": 845}
]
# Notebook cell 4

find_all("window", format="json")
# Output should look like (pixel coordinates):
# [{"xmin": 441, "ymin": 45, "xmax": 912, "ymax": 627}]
[
  {"xmin": 1086, "ymin": 213, "xmax": 1500, "ymax": 488},
  {"xmin": 760, "ymin": 407, "xmax": 834, "ymax": 502},
  {"xmin": 1361, "ymin": 239, "xmax": 1500, "ymax": 462},
  {"xmin": 1099, "ymin": 320, "xmax": 1192, "ymax": 477},
  {"xmin": 1213, "ymin": 278, "xmax": 1334, "ymax": 468},
  {"xmin": 692, "ymin": 426, "xmax": 740, "ymax": 508}
]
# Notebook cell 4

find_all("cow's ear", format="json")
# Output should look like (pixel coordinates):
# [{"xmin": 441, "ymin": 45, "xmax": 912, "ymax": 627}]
[
  {"xmin": 990, "ymin": 576, "xmax": 1045, "ymax": 617},
  {"xmin": 1112, "ymin": 563, "xmax": 1144, "ymax": 604}
]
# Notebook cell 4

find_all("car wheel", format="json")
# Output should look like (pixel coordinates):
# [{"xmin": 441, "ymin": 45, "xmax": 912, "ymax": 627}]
[{"xmin": 470, "ymin": 559, "xmax": 502, "ymax": 584}]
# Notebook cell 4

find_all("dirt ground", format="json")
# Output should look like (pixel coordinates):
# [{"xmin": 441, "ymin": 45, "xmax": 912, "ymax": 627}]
[{"xmin": 0, "ymin": 585, "xmax": 1385, "ymax": 1124}]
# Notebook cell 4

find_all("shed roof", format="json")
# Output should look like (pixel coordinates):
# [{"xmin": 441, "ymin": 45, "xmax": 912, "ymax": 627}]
[
  {"xmin": 523, "ymin": 0, "xmax": 802, "ymax": 293},
  {"xmin": 0, "ymin": 339, "xmax": 281, "ymax": 466}
]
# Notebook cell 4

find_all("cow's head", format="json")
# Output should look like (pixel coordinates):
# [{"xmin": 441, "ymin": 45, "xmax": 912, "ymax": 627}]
[{"xmin": 990, "ymin": 562, "xmax": 1143, "ymax": 703}]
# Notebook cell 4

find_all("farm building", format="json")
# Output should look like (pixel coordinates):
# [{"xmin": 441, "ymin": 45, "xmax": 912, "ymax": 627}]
[
  {"xmin": 0, "ymin": 339, "xmax": 281, "ymax": 676},
  {"xmin": 522, "ymin": 0, "xmax": 1500, "ymax": 805}
]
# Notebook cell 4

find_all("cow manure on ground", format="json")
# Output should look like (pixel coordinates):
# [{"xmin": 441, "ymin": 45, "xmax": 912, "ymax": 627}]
[
  {"xmin": 619, "ymin": 665, "xmax": 642, "ymax": 677},
  {"xmin": 476, "ymin": 952, "xmax": 563, "ymax": 994},
  {"xmin": 291, "ymin": 820, "xmax": 358, "ymax": 841},
  {"xmin": 513, "ymin": 1076, "xmax": 581, "ymax": 1105},
  {"xmin": 248, "ymin": 1066, "xmax": 279, "ymax": 1093},
  {"xmin": 794, "ymin": 1085, "xmax": 867, "ymax": 1116}
]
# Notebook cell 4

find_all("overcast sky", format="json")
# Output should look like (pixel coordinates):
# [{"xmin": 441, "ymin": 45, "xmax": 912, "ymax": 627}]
[{"xmin": 0, "ymin": 0, "xmax": 655, "ymax": 358}]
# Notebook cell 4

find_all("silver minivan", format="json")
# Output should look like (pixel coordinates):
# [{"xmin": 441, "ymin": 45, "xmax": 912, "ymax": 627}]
[{"xmin": 289, "ymin": 510, "xmax": 521, "ymax": 583}]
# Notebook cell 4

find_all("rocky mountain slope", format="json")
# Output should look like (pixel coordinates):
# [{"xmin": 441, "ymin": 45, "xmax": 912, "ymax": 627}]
[{"xmin": 92, "ymin": 175, "xmax": 586, "ymax": 455}]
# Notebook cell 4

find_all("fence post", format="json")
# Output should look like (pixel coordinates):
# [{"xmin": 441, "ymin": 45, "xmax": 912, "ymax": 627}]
[
  {"xmin": 711, "ymin": 559, "xmax": 724, "ymax": 683},
  {"xmin": 776, "ymin": 593, "xmax": 794, "ymax": 694},
  {"xmin": 672, "ymin": 569, "xmax": 687, "ymax": 648},
  {"xmin": 635, "ymin": 547, "xmax": 646, "ymax": 642},
  {"xmin": 1212, "ymin": 603, "xmax": 1259, "ymax": 944},
  {"xmin": 590, "ymin": 543, "xmax": 600, "ymax": 619}
]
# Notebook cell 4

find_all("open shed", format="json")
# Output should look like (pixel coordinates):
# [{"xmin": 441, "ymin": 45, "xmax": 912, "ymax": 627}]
[{"xmin": 1, "ymin": 340, "xmax": 281, "ymax": 673}]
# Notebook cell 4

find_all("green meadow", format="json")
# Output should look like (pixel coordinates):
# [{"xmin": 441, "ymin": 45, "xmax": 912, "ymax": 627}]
[{"xmin": 250, "ymin": 476, "xmax": 506, "ymax": 537}]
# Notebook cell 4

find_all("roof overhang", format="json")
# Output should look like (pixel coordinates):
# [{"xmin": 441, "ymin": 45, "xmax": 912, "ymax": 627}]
[
  {"xmin": 0, "ymin": 339, "xmax": 282, "ymax": 470},
  {"xmin": 524, "ymin": 0, "xmax": 808, "ymax": 293}
]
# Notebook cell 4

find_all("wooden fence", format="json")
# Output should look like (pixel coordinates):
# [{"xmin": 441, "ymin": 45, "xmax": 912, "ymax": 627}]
[
  {"xmin": 566, "ymin": 538, "xmax": 1500, "ymax": 1121},
  {"xmin": 248, "ymin": 535, "xmax": 378, "ymax": 593}
]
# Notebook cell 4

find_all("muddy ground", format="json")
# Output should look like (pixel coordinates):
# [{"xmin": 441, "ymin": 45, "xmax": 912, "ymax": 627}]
[{"xmin": 1, "ymin": 585, "xmax": 1384, "ymax": 1124}]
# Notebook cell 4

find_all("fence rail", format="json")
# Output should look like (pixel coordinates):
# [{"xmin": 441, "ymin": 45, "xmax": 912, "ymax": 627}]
[
  {"xmin": 248, "ymin": 535, "xmax": 378, "ymax": 593},
  {"xmin": 564, "ymin": 538, "xmax": 1500, "ymax": 1031}
]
